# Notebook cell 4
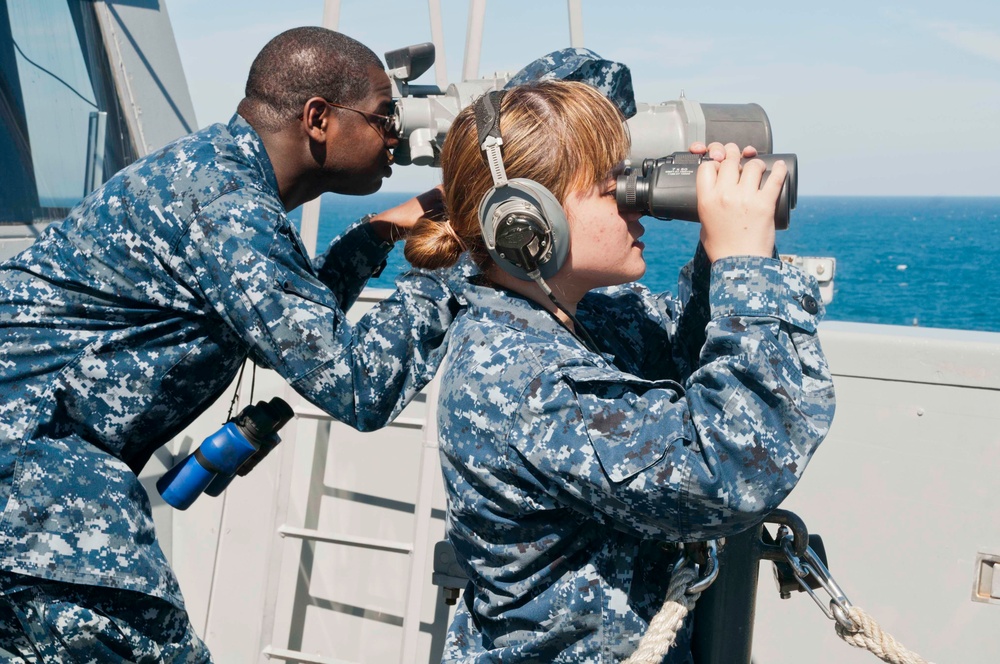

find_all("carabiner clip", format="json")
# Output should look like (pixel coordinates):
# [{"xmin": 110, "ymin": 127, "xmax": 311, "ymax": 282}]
[
  {"xmin": 673, "ymin": 540, "xmax": 720, "ymax": 595},
  {"xmin": 780, "ymin": 536, "xmax": 858, "ymax": 633}
]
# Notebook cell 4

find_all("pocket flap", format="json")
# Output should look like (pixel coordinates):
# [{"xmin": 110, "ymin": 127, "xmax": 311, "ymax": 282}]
[{"xmin": 562, "ymin": 366, "xmax": 687, "ymax": 483}]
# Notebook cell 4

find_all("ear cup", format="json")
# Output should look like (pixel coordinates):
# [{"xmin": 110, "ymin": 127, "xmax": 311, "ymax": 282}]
[
  {"xmin": 471, "ymin": 91, "xmax": 569, "ymax": 281},
  {"xmin": 478, "ymin": 179, "xmax": 570, "ymax": 281}
]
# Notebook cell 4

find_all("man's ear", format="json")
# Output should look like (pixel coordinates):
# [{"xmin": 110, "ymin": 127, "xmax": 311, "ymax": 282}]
[{"xmin": 301, "ymin": 97, "xmax": 336, "ymax": 142}]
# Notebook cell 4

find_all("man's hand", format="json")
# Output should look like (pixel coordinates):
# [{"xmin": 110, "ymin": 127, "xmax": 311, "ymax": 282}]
[
  {"xmin": 688, "ymin": 142, "xmax": 785, "ymax": 263},
  {"xmin": 368, "ymin": 185, "xmax": 445, "ymax": 243}
]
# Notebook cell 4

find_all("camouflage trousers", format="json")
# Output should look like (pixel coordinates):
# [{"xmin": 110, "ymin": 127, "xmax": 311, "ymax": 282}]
[{"xmin": 0, "ymin": 572, "xmax": 212, "ymax": 663}]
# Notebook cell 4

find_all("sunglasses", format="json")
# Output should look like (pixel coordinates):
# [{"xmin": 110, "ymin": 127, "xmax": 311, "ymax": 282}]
[{"xmin": 324, "ymin": 100, "xmax": 398, "ymax": 137}]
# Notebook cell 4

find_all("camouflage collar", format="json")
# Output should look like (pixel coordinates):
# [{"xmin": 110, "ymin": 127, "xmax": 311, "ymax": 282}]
[
  {"xmin": 463, "ymin": 281, "xmax": 614, "ymax": 362},
  {"xmin": 228, "ymin": 113, "xmax": 281, "ymax": 199}
]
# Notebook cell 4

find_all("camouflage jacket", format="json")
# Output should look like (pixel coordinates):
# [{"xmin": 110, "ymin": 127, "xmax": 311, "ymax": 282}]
[
  {"xmin": 0, "ymin": 115, "xmax": 459, "ymax": 608},
  {"xmin": 439, "ymin": 251, "xmax": 835, "ymax": 662}
]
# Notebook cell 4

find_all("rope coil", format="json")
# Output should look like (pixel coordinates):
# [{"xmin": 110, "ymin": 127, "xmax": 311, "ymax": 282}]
[
  {"xmin": 623, "ymin": 565, "xmax": 701, "ymax": 664},
  {"xmin": 836, "ymin": 606, "xmax": 935, "ymax": 664}
]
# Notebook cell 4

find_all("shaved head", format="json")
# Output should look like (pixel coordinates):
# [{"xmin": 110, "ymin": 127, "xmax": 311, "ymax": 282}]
[{"xmin": 238, "ymin": 27, "xmax": 384, "ymax": 133}]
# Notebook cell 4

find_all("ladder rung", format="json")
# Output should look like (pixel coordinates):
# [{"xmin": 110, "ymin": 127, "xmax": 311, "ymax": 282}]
[
  {"xmin": 293, "ymin": 408, "xmax": 425, "ymax": 430},
  {"xmin": 262, "ymin": 645, "xmax": 356, "ymax": 664},
  {"xmin": 278, "ymin": 526, "xmax": 413, "ymax": 554}
]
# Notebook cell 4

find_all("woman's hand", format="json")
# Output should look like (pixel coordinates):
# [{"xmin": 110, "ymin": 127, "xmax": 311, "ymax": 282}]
[{"xmin": 688, "ymin": 142, "xmax": 786, "ymax": 263}]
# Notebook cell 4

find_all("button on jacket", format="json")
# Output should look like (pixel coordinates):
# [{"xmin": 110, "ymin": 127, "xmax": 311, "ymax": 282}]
[
  {"xmin": 0, "ymin": 114, "xmax": 460, "ymax": 608},
  {"xmin": 439, "ymin": 251, "xmax": 835, "ymax": 662}
]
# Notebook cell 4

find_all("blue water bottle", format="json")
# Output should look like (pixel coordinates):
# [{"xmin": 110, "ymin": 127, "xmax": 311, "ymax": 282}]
[{"xmin": 157, "ymin": 397, "xmax": 295, "ymax": 510}]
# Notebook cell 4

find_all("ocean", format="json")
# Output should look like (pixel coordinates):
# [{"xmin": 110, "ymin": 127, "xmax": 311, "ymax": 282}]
[{"xmin": 293, "ymin": 194, "xmax": 1000, "ymax": 333}]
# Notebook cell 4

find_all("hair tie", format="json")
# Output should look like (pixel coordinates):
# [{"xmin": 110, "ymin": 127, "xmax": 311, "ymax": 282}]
[{"xmin": 439, "ymin": 219, "xmax": 468, "ymax": 252}]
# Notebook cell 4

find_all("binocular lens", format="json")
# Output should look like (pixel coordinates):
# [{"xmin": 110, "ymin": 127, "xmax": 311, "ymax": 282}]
[{"xmin": 616, "ymin": 152, "xmax": 798, "ymax": 230}]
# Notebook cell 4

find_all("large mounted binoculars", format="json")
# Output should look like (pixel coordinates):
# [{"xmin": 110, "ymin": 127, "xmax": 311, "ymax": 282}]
[
  {"xmin": 386, "ymin": 43, "xmax": 780, "ymax": 169},
  {"xmin": 157, "ymin": 397, "xmax": 294, "ymax": 510},
  {"xmin": 616, "ymin": 152, "xmax": 798, "ymax": 230},
  {"xmin": 386, "ymin": 44, "xmax": 799, "ymax": 227}
]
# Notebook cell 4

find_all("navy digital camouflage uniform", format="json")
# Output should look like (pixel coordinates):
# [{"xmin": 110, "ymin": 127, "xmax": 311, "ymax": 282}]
[
  {"xmin": 0, "ymin": 575, "xmax": 205, "ymax": 662},
  {"xmin": 0, "ymin": 114, "xmax": 460, "ymax": 660},
  {"xmin": 438, "ymin": 248, "xmax": 835, "ymax": 662}
]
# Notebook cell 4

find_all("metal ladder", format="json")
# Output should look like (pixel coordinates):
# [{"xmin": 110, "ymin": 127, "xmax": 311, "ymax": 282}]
[{"xmin": 256, "ymin": 366, "xmax": 447, "ymax": 664}]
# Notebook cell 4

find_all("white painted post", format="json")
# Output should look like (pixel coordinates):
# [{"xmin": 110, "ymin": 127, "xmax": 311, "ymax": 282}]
[
  {"xmin": 568, "ymin": 0, "xmax": 584, "ymax": 47},
  {"xmin": 428, "ymin": 0, "xmax": 448, "ymax": 90},
  {"xmin": 400, "ymin": 375, "xmax": 443, "ymax": 663},
  {"xmin": 463, "ymin": 0, "xmax": 487, "ymax": 81}
]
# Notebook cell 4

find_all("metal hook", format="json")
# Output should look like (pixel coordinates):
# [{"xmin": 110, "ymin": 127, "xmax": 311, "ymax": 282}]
[
  {"xmin": 672, "ymin": 540, "xmax": 721, "ymax": 595},
  {"xmin": 686, "ymin": 539, "xmax": 720, "ymax": 595},
  {"xmin": 780, "ymin": 535, "xmax": 858, "ymax": 633}
]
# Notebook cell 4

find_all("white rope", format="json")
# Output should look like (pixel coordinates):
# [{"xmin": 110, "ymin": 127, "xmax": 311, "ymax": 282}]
[
  {"xmin": 623, "ymin": 565, "xmax": 700, "ymax": 664},
  {"xmin": 623, "ymin": 546, "xmax": 934, "ymax": 664},
  {"xmin": 836, "ymin": 606, "xmax": 935, "ymax": 664}
]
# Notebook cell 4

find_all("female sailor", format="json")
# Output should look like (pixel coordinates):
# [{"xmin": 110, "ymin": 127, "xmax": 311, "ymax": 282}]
[{"xmin": 404, "ymin": 80, "xmax": 835, "ymax": 662}]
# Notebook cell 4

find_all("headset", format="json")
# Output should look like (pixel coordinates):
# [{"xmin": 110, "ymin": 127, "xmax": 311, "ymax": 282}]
[
  {"xmin": 473, "ymin": 90, "xmax": 601, "ymax": 355},
  {"xmin": 474, "ymin": 90, "xmax": 570, "ymax": 281}
]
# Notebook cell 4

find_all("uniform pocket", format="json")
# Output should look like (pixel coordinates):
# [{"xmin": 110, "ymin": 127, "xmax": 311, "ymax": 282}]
[
  {"xmin": 562, "ymin": 366, "xmax": 689, "ymax": 484},
  {"xmin": 279, "ymin": 273, "xmax": 337, "ymax": 310}
]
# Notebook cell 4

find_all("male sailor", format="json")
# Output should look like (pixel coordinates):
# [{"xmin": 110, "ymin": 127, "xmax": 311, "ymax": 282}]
[{"xmin": 0, "ymin": 27, "xmax": 458, "ymax": 661}]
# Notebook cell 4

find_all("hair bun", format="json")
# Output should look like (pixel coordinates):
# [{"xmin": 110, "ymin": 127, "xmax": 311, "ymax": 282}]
[{"xmin": 403, "ymin": 217, "xmax": 464, "ymax": 270}]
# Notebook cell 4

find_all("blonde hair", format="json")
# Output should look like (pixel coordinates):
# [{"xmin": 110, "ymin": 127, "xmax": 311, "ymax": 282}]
[{"xmin": 404, "ymin": 80, "xmax": 630, "ymax": 271}]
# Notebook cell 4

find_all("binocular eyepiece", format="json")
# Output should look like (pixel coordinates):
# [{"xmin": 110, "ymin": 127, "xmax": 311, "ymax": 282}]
[
  {"xmin": 616, "ymin": 152, "xmax": 798, "ymax": 230},
  {"xmin": 157, "ymin": 397, "xmax": 295, "ymax": 510}
]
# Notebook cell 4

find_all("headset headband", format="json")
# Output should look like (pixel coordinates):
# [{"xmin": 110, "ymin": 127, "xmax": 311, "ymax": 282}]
[{"xmin": 475, "ymin": 90, "xmax": 508, "ymax": 188}]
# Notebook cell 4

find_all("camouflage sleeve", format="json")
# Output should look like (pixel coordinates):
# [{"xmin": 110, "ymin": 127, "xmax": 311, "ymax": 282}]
[
  {"xmin": 671, "ymin": 243, "xmax": 713, "ymax": 378},
  {"xmin": 312, "ymin": 215, "xmax": 393, "ymax": 311},
  {"xmin": 176, "ymin": 195, "xmax": 462, "ymax": 430},
  {"xmin": 511, "ymin": 257, "xmax": 834, "ymax": 541},
  {"xmin": 580, "ymin": 244, "xmax": 713, "ymax": 382}
]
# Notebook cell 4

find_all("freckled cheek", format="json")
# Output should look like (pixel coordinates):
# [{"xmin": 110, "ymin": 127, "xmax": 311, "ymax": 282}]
[
  {"xmin": 597, "ymin": 223, "xmax": 631, "ymax": 249},
  {"xmin": 592, "ymin": 222, "xmax": 613, "ymax": 244}
]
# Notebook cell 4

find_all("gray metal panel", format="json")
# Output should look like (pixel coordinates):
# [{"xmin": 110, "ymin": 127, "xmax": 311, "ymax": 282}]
[
  {"xmin": 92, "ymin": 0, "xmax": 197, "ymax": 157},
  {"xmin": 821, "ymin": 321, "xmax": 1000, "ymax": 390},
  {"xmin": 752, "ymin": 321, "xmax": 1000, "ymax": 663}
]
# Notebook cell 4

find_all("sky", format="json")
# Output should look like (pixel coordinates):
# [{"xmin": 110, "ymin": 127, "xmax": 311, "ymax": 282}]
[{"xmin": 166, "ymin": 0, "xmax": 1000, "ymax": 197}]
